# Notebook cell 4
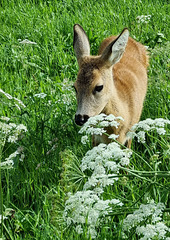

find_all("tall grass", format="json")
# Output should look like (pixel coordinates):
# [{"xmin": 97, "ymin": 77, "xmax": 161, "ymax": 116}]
[{"xmin": 0, "ymin": 0, "xmax": 169, "ymax": 239}]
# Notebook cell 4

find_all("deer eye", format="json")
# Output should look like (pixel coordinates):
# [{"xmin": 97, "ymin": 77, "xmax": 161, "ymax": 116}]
[{"xmin": 94, "ymin": 85, "xmax": 103, "ymax": 93}]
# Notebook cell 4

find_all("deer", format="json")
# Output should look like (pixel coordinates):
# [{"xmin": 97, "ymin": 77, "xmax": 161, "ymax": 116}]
[{"xmin": 73, "ymin": 24, "xmax": 148, "ymax": 148}]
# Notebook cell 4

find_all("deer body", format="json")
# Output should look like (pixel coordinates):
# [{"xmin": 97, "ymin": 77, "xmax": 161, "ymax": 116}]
[{"xmin": 73, "ymin": 24, "xmax": 148, "ymax": 147}]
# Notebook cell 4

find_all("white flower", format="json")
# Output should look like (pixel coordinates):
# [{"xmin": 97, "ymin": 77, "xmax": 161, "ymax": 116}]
[
  {"xmin": 156, "ymin": 127, "xmax": 166, "ymax": 135},
  {"xmin": 5, "ymin": 150, "xmax": 19, "ymax": 161},
  {"xmin": 122, "ymin": 202, "xmax": 170, "ymax": 239},
  {"xmin": 80, "ymin": 142, "xmax": 131, "ymax": 189},
  {"xmin": 16, "ymin": 124, "xmax": 27, "ymax": 132},
  {"xmin": 34, "ymin": 93, "xmax": 47, "ymax": 98},
  {"xmin": 136, "ymin": 222, "xmax": 169, "ymax": 240},
  {"xmin": 123, "ymin": 202, "xmax": 165, "ymax": 231},
  {"xmin": 120, "ymin": 157, "xmax": 130, "ymax": 166},
  {"xmin": 0, "ymin": 89, "xmax": 25, "ymax": 109},
  {"xmin": 127, "ymin": 118, "xmax": 170, "ymax": 143},
  {"xmin": 79, "ymin": 114, "xmax": 124, "ymax": 136},
  {"xmin": 64, "ymin": 190, "xmax": 122, "ymax": 239},
  {"xmin": 136, "ymin": 15, "xmax": 151, "ymax": 24},
  {"xmin": 110, "ymin": 199, "xmax": 123, "ymax": 206},
  {"xmin": 19, "ymin": 39, "xmax": 37, "ymax": 45},
  {"xmin": 7, "ymin": 135, "xmax": 18, "ymax": 143},
  {"xmin": 76, "ymin": 225, "xmax": 83, "ymax": 234},
  {"xmin": 0, "ymin": 116, "xmax": 10, "ymax": 122},
  {"xmin": 81, "ymin": 135, "xmax": 89, "ymax": 145},
  {"xmin": 108, "ymin": 134, "xmax": 119, "ymax": 140},
  {"xmin": 0, "ymin": 159, "xmax": 14, "ymax": 169}
]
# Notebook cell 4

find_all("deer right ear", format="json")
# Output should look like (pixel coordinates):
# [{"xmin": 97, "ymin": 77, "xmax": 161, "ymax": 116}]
[
  {"xmin": 101, "ymin": 28, "xmax": 129, "ymax": 67},
  {"xmin": 73, "ymin": 24, "xmax": 90, "ymax": 65}
]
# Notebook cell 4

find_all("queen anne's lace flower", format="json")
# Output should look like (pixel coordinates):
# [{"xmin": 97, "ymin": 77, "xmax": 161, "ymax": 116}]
[
  {"xmin": 136, "ymin": 222, "xmax": 170, "ymax": 240},
  {"xmin": 0, "ymin": 159, "xmax": 14, "ymax": 169},
  {"xmin": 0, "ymin": 119, "xmax": 27, "ymax": 143},
  {"xmin": 123, "ymin": 202, "xmax": 165, "ymax": 231},
  {"xmin": 79, "ymin": 114, "xmax": 123, "ymax": 141},
  {"xmin": 63, "ymin": 190, "xmax": 122, "ymax": 239},
  {"xmin": 136, "ymin": 15, "xmax": 151, "ymax": 24},
  {"xmin": 64, "ymin": 115, "xmax": 170, "ymax": 238},
  {"xmin": 80, "ymin": 142, "xmax": 132, "ymax": 189},
  {"xmin": 127, "ymin": 118, "xmax": 170, "ymax": 143},
  {"xmin": 123, "ymin": 202, "xmax": 169, "ymax": 239},
  {"xmin": 34, "ymin": 93, "xmax": 47, "ymax": 98}
]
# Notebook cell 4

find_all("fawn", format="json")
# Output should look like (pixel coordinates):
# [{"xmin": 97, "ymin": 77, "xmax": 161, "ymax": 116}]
[{"xmin": 73, "ymin": 24, "xmax": 148, "ymax": 147}]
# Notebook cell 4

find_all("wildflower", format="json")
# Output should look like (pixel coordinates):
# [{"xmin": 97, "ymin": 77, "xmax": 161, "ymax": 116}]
[
  {"xmin": 122, "ymin": 202, "xmax": 170, "ymax": 239},
  {"xmin": 0, "ymin": 116, "xmax": 10, "ymax": 122},
  {"xmin": 5, "ymin": 149, "xmax": 20, "ymax": 162},
  {"xmin": 136, "ymin": 15, "xmax": 151, "ymax": 24},
  {"xmin": 6, "ymin": 123, "xmax": 27, "ymax": 143},
  {"xmin": 19, "ymin": 39, "xmax": 37, "ymax": 44},
  {"xmin": 64, "ymin": 190, "xmax": 122, "ymax": 239},
  {"xmin": 80, "ymin": 142, "xmax": 131, "ymax": 189},
  {"xmin": 79, "ymin": 114, "xmax": 124, "ymax": 137},
  {"xmin": 16, "ymin": 124, "xmax": 27, "ymax": 132},
  {"xmin": 127, "ymin": 118, "xmax": 170, "ymax": 143},
  {"xmin": 7, "ymin": 135, "xmax": 18, "ymax": 143},
  {"xmin": 136, "ymin": 222, "xmax": 170, "ymax": 240},
  {"xmin": 34, "ymin": 93, "xmax": 47, "ymax": 98},
  {"xmin": 81, "ymin": 135, "xmax": 89, "ymax": 144},
  {"xmin": 108, "ymin": 133, "xmax": 119, "ymax": 140},
  {"xmin": 76, "ymin": 225, "xmax": 83, "ymax": 234},
  {"xmin": 0, "ymin": 159, "xmax": 14, "ymax": 169}
]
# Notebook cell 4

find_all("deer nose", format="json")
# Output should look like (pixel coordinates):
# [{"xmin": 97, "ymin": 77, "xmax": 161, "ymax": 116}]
[{"xmin": 75, "ymin": 114, "xmax": 89, "ymax": 126}]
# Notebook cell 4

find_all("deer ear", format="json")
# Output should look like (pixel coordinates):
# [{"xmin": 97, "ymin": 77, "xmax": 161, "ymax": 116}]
[
  {"xmin": 73, "ymin": 24, "xmax": 90, "ymax": 65},
  {"xmin": 101, "ymin": 28, "xmax": 129, "ymax": 66}
]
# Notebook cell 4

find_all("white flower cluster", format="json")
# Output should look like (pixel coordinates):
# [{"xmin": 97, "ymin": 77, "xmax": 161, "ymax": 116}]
[
  {"xmin": 64, "ymin": 114, "xmax": 131, "ymax": 238},
  {"xmin": 136, "ymin": 222, "xmax": 170, "ymax": 240},
  {"xmin": 0, "ymin": 88, "xmax": 26, "ymax": 110},
  {"xmin": 63, "ymin": 115, "xmax": 170, "ymax": 238},
  {"xmin": 123, "ymin": 202, "xmax": 170, "ymax": 239},
  {"xmin": 1, "ymin": 147, "xmax": 25, "ymax": 169},
  {"xmin": 19, "ymin": 39, "xmax": 37, "ymax": 45},
  {"xmin": 136, "ymin": 15, "xmax": 151, "ymax": 24},
  {"xmin": 0, "ymin": 119, "xmax": 27, "ymax": 143},
  {"xmin": 0, "ymin": 159, "xmax": 14, "ymax": 169},
  {"xmin": 34, "ymin": 93, "xmax": 47, "ymax": 99},
  {"xmin": 79, "ymin": 114, "xmax": 123, "ymax": 144},
  {"xmin": 63, "ymin": 114, "xmax": 130, "ymax": 238},
  {"xmin": 63, "ymin": 189, "xmax": 123, "ymax": 239},
  {"xmin": 0, "ymin": 118, "xmax": 27, "ymax": 169},
  {"xmin": 127, "ymin": 118, "xmax": 170, "ymax": 143},
  {"xmin": 81, "ymin": 142, "xmax": 132, "ymax": 189}
]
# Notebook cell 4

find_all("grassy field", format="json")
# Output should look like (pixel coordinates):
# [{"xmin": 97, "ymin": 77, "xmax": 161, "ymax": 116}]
[{"xmin": 0, "ymin": 0, "xmax": 169, "ymax": 239}]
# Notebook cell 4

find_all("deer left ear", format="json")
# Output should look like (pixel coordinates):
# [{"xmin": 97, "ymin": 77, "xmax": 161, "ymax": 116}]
[
  {"xmin": 73, "ymin": 24, "xmax": 90, "ymax": 66},
  {"xmin": 101, "ymin": 28, "xmax": 129, "ymax": 66}
]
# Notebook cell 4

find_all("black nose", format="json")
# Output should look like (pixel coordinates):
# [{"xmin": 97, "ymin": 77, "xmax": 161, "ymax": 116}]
[{"xmin": 75, "ymin": 114, "xmax": 89, "ymax": 126}]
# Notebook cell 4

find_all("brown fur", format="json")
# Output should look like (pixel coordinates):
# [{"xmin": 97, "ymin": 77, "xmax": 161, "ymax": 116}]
[{"xmin": 73, "ymin": 25, "xmax": 148, "ymax": 147}]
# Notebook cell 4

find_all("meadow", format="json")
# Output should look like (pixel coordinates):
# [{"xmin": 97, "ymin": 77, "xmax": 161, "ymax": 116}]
[{"xmin": 0, "ymin": 0, "xmax": 169, "ymax": 239}]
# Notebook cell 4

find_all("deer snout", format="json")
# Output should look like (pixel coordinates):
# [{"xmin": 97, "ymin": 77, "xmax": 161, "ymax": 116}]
[{"xmin": 75, "ymin": 114, "xmax": 89, "ymax": 126}]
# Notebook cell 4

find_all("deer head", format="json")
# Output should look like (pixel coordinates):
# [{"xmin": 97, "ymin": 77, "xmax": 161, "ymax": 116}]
[{"xmin": 73, "ymin": 24, "xmax": 129, "ymax": 126}]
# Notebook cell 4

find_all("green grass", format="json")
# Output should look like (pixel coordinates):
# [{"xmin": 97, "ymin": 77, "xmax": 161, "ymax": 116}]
[{"xmin": 0, "ymin": 0, "xmax": 169, "ymax": 239}]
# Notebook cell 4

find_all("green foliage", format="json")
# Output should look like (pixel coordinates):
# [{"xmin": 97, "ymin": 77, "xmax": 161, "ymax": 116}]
[{"xmin": 0, "ymin": 0, "xmax": 169, "ymax": 239}]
